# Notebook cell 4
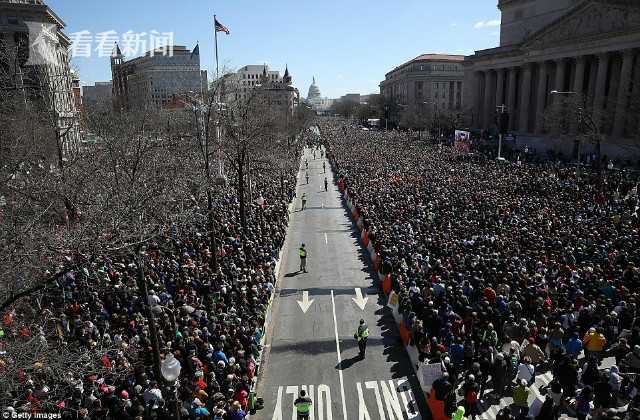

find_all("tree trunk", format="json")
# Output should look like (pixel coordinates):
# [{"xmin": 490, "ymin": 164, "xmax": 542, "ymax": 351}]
[
  {"xmin": 238, "ymin": 155, "xmax": 247, "ymax": 231},
  {"xmin": 135, "ymin": 251, "xmax": 163, "ymax": 384},
  {"xmin": 206, "ymin": 190, "xmax": 219, "ymax": 271}
]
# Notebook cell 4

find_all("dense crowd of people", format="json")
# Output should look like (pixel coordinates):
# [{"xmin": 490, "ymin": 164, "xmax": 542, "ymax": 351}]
[
  {"xmin": 324, "ymin": 121, "xmax": 640, "ymax": 420},
  {"xmin": 2, "ymin": 153, "xmax": 299, "ymax": 419}
]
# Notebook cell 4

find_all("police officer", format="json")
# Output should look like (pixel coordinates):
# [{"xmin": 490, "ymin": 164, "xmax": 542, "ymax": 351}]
[
  {"xmin": 355, "ymin": 319, "xmax": 369, "ymax": 358},
  {"xmin": 299, "ymin": 243, "xmax": 307, "ymax": 273},
  {"xmin": 294, "ymin": 390, "xmax": 312, "ymax": 420}
]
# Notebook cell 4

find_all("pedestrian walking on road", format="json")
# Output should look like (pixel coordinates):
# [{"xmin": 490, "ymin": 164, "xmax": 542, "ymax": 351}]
[
  {"xmin": 306, "ymin": 173, "xmax": 309, "ymax": 185},
  {"xmin": 294, "ymin": 390, "xmax": 312, "ymax": 420},
  {"xmin": 301, "ymin": 193, "xmax": 307, "ymax": 210},
  {"xmin": 299, "ymin": 244, "xmax": 307, "ymax": 273},
  {"xmin": 355, "ymin": 319, "xmax": 369, "ymax": 358},
  {"xmin": 305, "ymin": 159, "xmax": 309, "ymax": 170},
  {"xmin": 324, "ymin": 177, "xmax": 328, "ymax": 192},
  {"xmin": 323, "ymin": 162, "xmax": 326, "ymax": 173}
]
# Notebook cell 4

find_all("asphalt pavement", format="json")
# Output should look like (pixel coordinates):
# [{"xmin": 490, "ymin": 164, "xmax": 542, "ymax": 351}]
[{"xmin": 253, "ymin": 147, "xmax": 428, "ymax": 420}]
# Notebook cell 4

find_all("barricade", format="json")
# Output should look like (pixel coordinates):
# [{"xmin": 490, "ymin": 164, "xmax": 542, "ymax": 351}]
[{"xmin": 333, "ymin": 173, "xmax": 431, "ymax": 397}]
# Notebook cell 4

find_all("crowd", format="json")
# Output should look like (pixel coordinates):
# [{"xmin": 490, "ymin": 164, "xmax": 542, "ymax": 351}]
[
  {"xmin": 324, "ymin": 121, "xmax": 640, "ymax": 420},
  {"xmin": 1, "ymin": 152, "xmax": 299, "ymax": 419}
]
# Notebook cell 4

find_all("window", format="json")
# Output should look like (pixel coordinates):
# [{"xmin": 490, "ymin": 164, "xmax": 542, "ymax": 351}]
[{"xmin": 8, "ymin": 16, "xmax": 19, "ymax": 25}]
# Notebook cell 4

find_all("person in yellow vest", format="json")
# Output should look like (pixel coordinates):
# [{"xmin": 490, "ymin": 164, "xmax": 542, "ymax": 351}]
[
  {"xmin": 299, "ymin": 244, "xmax": 307, "ymax": 273},
  {"xmin": 355, "ymin": 319, "xmax": 369, "ymax": 358},
  {"xmin": 294, "ymin": 390, "xmax": 312, "ymax": 420}
]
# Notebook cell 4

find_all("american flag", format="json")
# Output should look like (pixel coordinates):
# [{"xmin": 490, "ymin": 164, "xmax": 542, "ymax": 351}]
[{"xmin": 215, "ymin": 17, "xmax": 230, "ymax": 35}]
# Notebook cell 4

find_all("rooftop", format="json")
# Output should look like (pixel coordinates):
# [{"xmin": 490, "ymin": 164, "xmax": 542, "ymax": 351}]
[{"xmin": 384, "ymin": 53, "xmax": 465, "ymax": 77}]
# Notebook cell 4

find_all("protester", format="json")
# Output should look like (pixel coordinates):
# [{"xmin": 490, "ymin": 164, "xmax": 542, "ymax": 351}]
[
  {"xmin": 1, "ymin": 140, "xmax": 300, "ymax": 418},
  {"xmin": 324, "ymin": 120, "xmax": 640, "ymax": 418}
]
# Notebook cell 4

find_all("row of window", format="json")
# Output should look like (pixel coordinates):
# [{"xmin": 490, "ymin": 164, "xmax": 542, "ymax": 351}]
[{"xmin": 242, "ymin": 73, "xmax": 278, "ymax": 80}]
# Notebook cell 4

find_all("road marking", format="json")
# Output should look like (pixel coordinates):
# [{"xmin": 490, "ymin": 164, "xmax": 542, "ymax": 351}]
[
  {"xmin": 380, "ymin": 380, "xmax": 404, "ymax": 420},
  {"xmin": 331, "ymin": 290, "xmax": 348, "ymax": 420},
  {"xmin": 364, "ymin": 381, "xmax": 385, "ymax": 420},
  {"xmin": 271, "ymin": 381, "xmax": 419, "ymax": 420},
  {"xmin": 318, "ymin": 384, "xmax": 333, "ymax": 420},
  {"xmin": 356, "ymin": 383, "xmax": 372, "ymax": 420},
  {"xmin": 271, "ymin": 386, "xmax": 283, "ymax": 420},
  {"xmin": 324, "ymin": 232, "xmax": 328, "ymax": 244},
  {"xmin": 352, "ymin": 288, "xmax": 368, "ymax": 310},
  {"xmin": 286, "ymin": 386, "xmax": 298, "ymax": 420},
  {"xmin": 296, "ymin": 290, "xmax": 314, "ymax": 313}
]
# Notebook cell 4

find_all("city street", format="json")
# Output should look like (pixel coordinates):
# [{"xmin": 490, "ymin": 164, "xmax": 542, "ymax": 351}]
[{"xmin": 253, "ymin": 147, "xmax": 428, "ymax": 420}]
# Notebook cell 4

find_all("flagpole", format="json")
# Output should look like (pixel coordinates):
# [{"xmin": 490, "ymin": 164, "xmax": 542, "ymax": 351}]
[{"xmin": 214, "ymin": 14, "xmax": 219, "ymax": 79}]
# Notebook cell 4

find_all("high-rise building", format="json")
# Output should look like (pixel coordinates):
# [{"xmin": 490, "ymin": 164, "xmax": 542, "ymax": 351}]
[
  {"xmin": 0, "ymin": 0, "xmax": 80, "ymax": 155},
  {"xmin": 464, "ymin": 0, "xmax": 640, "ymax": 157},
  {"xmin": 111, "ymin": 44, "xmax": 207, "ymax": 111},
  {"xmin": 82, "ymin": 82, "xmax": 113, "ymax": 109}
]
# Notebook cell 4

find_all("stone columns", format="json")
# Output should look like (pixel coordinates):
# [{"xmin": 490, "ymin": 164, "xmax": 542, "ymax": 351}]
[
  {"xmin": 519, "ymin": 63, "xmax": 533, "ymax": 132},
  {"xmin": 535, "ymin": 61, "xmax": 549, "ymax": 133},
  {"xmin": 553, "ymin": 58, "xmax": 566, "ymax": 102},
  {"xmin": 474, "ymin": 71, "xmax": 484, "ymax": 128},
  {"xmin": 613, "ymin": 50, "xmax": 635, "ymax": 137},
  {"xmin": 593, "ymin": 53, "xmax": 610, "ymax": 120},
  {"xmin": 573, "ymin": 56, "xmax": 586, "ymax": 94},
  {"xmin": 483, "ymin": 70, "xmax": 494, "ymax": 128},
  {"xmin": 495, "ymin": 69, "xmax": 505, "ymax": 109},
  {"xmin": 507, "ymin": 68, "xmax": 518, "ymax": 131}
]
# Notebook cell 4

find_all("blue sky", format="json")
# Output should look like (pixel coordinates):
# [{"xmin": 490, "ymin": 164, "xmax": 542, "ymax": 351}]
[{"xmin": 47, "ymin": 0, "xmax": 502, "ymax": 98}]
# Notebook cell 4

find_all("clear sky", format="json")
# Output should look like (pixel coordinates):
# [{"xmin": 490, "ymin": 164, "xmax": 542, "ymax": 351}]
[{"xmin": 47, "ymin": 0, "xmax": 502, "ymax": 99}]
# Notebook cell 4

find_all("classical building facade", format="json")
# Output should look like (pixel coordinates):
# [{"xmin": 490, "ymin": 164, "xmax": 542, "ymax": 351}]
[
  {"xmin": 0, "ymin": 0, "xmax": 80, "ymax": 155},
  {"xmin": 305, "ymin": 77, "xmax": 334, "ymax": 112},
  {"xmin": 111, "ymin": 44, "xmax": 207, "ymax": 111},
  {"xmin": 223, "ymin": 64, "xmax": 299, "ymax": 117},
  {"xmin": 380, "ymin": 54, "xmax": 465, "ymax": 111},
  {"xmin": 465, "ymin": 0, "xmax": 640, "ymax": 157}
]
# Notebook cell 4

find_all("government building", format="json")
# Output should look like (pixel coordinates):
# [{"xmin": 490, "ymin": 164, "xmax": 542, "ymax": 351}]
[
  {"xmin": 464, "ymin": 0, "xmax": 640, "ymax": 157},
  {"xmin": 0, "ymin": 0, "xmax": 80, "ymax": 155},
  {"xmin": 304, "ymin": 77, "xmax": 334, "ymax": 113},
  {"xmin": 380, "ymin": 54, "xmax": 465, "ymax": 112}
]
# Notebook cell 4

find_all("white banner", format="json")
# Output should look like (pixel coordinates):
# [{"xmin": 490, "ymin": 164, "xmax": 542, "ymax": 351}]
[
  {"xmin": 454, "ymin": 130, "xmax": 470, "ymax": 142},
  {"xmin": 420, "ymin": 362, "xmax": 443, "ymax": 389}
]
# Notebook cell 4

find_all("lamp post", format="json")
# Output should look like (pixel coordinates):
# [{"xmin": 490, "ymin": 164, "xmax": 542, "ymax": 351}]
[
  {"xmin": 496, "ymin": 104, "xmax": 508, "ymax": 160},
  {"xmin": 161, "ymin": 354, "xmax": 182, "ymax": 420},
  {"xmin": 550, "ymin": 90, "xmax": 602, "ymax": 185}
]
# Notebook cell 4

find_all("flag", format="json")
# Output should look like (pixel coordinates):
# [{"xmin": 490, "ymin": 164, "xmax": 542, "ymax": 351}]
[
  {"xmin": 215, "ymin": 17, "xmax": 230, "ymax": 35},
  {"xmin": 190, "ymin": 43, "xmax": 200, "ymax": 58}
]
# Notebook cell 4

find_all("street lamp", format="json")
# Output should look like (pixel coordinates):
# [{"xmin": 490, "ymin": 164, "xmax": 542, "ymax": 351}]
[
  {"xmin": 161, "ymin": 354, "xmax": 182, "ymax": 420},
  {"xmin": 161, "ymin": 354, "xmax": 182, "ymax": 382}
]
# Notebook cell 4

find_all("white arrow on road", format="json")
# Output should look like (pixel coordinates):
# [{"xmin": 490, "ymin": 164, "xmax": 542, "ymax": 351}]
[
  {"xmin": 352, "ymin": 288, "xmax": 369, "ymax": 310},
  {"xmin": 297, "ymin": 291, "xmax": 314, "ymax": 313}
]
